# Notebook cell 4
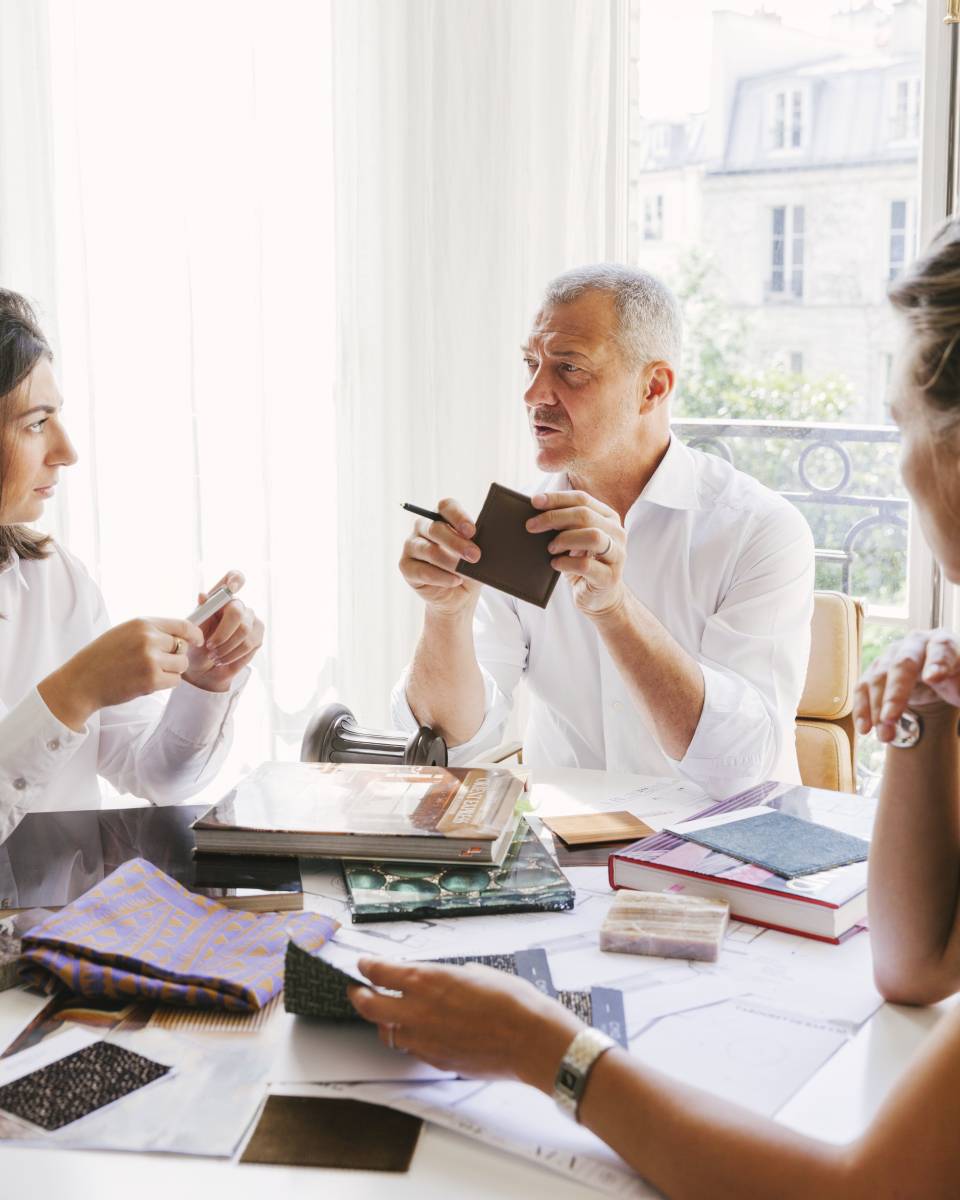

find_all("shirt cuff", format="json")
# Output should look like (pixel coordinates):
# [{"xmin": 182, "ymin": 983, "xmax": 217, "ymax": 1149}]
[
  {"xmin": 0, "ymin": 688, "xmax": 88, "ymax": 809},
  {"xmin": 161, "ymin": 668, "xmax": 250, "ymax": 747},
  {"xmin": 673, "ymin": 662, "xmax": 776, "ymax": 797},
  {"xmin": 389, "ymin": 667, "xmax": 510, "ymax": 766}
]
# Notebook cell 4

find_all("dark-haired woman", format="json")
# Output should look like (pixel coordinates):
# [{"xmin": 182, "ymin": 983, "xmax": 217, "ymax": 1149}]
[
  {"xmin": 348, "ymin": 221, "xmax": 960, "ymax": 1199},
  {"xmin": 0, "ymin": 291, "xmax": 263, "ymax": 842}
]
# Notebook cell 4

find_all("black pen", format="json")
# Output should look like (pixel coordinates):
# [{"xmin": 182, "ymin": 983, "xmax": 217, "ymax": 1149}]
[{"xmin": 401, "ymin": 502, "xmax": 451, "ymax": 524}]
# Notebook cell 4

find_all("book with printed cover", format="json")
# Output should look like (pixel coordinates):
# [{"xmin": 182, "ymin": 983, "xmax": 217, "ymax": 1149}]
[
  {"xmin": 194, "ymin": 762, "xmax": 524, "ymax": 865},
  {"xmin": 609, "ymin": 782, "xmax": 875, "ymax": 943},
  {"xmin": 342, "ymin": 819, "xmax": 575, "ymax": 922}
]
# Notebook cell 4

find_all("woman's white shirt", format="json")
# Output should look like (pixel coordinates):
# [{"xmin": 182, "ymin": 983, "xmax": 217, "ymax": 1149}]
[{"xmin": 0, "ymin": 542, "xmax": 246, "ymax": 842}]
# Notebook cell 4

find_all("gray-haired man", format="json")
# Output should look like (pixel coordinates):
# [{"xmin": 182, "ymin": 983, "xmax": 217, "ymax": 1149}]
[{"xmin": 394, "ymin": 265, "xmax": 815, "ymax": 799}]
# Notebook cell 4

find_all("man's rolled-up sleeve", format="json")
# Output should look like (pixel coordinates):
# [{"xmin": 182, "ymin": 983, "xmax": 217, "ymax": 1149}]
[
  {"xmin": 675, "ymin": 502, "xmax": 815, "ymax": 798},
  {"xmin": 390, "ymin": 589, "xmax": 528, "ymax": 765}
]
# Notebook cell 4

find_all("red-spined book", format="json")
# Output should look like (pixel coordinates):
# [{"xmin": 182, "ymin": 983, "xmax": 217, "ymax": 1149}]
[{"xmin": 608, "ymin": 781, "xmax": 875, "ymax": 944}]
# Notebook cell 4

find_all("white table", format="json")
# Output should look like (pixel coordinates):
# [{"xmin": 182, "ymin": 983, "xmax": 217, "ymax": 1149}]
[{"xmin": 0, "ymin": 768, "xmax": 948, "ymax": 1198}]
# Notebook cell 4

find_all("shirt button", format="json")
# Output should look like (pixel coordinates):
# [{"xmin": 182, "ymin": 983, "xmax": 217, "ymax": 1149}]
[
  {"xmin": 47, "ymin": 739, "xmax": 61, "ymax": 752},
  {"xmin": 612, "ymin": 701, "xmax": 623, "ymax": 714},
  {"xmin": 12, "ymin": 777, "xmax": 27, "ymax": 790}
]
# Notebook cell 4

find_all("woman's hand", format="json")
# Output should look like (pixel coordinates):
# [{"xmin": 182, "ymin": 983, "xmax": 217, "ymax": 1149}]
[
  {"xmin": 854, "ymin": 628, "xmax": 960, "ymax": 743},
  {"xmin": 348, "ymin": 958, "xmax": 583, "ymax": 1090},
  {"xmin": 182, "ymin": 570, "xmax": 264, "ymax": 693},
  {"xmin": 526, "ymin": 491, "xmax": 627, "ymax": 617},
  {"xmin": 38, "ymin": 617, "xmax": 204, "ymax": 732}
]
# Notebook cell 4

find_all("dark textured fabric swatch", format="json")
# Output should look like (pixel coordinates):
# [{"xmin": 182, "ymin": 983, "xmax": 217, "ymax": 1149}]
[
  {"xmin": 0, "ymin": 1040, "xmax": 170, "ymax": 1130},
  {"xmin": 682, "ymin": 810, "xmax": 869, "ymax": 879},
  {"xmin": 241, "ymin": 1096, "xmax": 422, "ymax": 1170}
]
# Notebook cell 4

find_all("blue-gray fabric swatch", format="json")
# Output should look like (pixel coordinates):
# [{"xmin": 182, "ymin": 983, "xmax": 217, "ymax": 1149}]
[{"xmin": 681, "ymin": 811, "xmax": 869, "ymax": 879}]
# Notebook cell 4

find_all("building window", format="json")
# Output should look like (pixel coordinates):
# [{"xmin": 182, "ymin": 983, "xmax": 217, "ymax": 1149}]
[
  {"xmin": 771, "ymin": 205, "xmax": 804, "ymax": 299},
  {"xmin": 643, "ymin": 194, "xmax": 664, "ymax": 240},
  {"xmin": 789, "ymin": 351, "xmax": 804, "ymax": 375},
  {"xmin": 888, "ymin": 198, "xmax": 917, "ymax": 281},
  {"xmin": 771, "ymin": 88, "xmax": 805, "ymax": 150},
  {"xmin": 890, "ymin": 77, "xmax": 921, "ymax": 142}
]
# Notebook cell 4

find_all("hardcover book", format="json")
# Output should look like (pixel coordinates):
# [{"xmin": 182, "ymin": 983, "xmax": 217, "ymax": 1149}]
[
  {"xmin": 342, "ymin": 819, "xmax": 574, "ymax": 923},
  {"xmin": 194, "ymin": 762, "xmax": 524, "ymax": 865},
  {"xmin": 609, "ymin": 782, "xmax": 875, "ymax": 944}
]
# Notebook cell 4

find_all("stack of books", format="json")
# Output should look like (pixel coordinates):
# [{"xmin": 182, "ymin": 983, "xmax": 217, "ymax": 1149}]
[
  {"xmin": 193, "ymin": 762, "xmax": 575, "ymax": 923},
  {"xmin": 609, "ymin": 782, "xmax": 875, "ymax": 944}
]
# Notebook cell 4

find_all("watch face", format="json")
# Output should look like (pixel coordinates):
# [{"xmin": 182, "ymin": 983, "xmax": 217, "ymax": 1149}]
[
  {"xmin": 557, "ymin": 1066, "xmax": 578, "ymax": 1093},
  {"xmin": 892, "ymin": 710, "xmax": 922, "ymax": 749}
]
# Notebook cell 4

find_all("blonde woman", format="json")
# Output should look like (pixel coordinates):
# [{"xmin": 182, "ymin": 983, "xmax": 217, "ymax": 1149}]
[
  {"xmin": 0, "ymin": 290, "xmax": 263, "ymax": 842},
  {"xmin": 349, "ymin": 223, "xmax": 960, "ymax": 1198}
]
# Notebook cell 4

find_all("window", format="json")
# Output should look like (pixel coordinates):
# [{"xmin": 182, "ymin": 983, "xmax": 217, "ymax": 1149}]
[
  {"xmin": 888, "ymin": 198, "xmax": 917, "ymax": 281},
  {"xmin": 770, "ymin": 205, "xmax": 804, "ymax": 298},
  {"xmin": 627, "ymin": 0, "xmax": 932, "ymax": 792},
  {"xmin": 643, "ymin": 194, "xmax": 664, "ymax": 240},
  {"xmin": 771, "ymin": 87, "xmax": 805, "ymax": 150},
  {"xmin": 890, "ymin": 77, "xmax": 921, "ymax": 142}
]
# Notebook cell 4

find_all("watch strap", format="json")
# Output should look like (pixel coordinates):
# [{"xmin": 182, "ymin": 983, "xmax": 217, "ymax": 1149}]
[{"xmin": 553, "ymin": 1027, "xmax": 615, "ymax": 1120}]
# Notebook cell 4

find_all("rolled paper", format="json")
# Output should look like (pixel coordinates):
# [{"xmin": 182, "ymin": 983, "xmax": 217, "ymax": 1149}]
[{"xmin": 600, "ymin": 890, "xmax": 729, "ymax": 963}]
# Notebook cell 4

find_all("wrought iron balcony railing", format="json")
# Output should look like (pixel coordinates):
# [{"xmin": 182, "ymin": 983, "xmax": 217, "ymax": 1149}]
[{"xmin": 671, "ymin": 418, "xmax": 907, "ymax": 599}]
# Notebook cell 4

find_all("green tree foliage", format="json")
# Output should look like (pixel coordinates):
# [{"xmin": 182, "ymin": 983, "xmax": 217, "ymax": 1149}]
[{"xmin": 671, "ymin": 248, "xmax": 907, "ymax": 607}]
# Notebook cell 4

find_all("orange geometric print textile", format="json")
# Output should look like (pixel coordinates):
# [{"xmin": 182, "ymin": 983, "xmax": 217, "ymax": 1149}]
[{"xmin": 19, "ymin": 858, "xmax": 337, "ymax": 1011}]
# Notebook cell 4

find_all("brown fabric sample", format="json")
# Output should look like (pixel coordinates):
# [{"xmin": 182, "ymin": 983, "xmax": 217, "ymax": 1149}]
[
  {"xmin": 240, "ymin": 1095, "xmax": 422, "ymax": 1171},
  {"xmin": 456, "ymin": 483, "xmax": 560, "ymax": 607}
]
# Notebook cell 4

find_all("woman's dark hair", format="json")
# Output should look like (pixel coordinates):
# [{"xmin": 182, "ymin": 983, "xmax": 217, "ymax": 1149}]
[
  {"xmin": 889, "ymin": 217, "xmax": 960, "ymax": 436},
  {"xmin": 0, "ymin": 289, "xmax": 54, "ymax": 567}
]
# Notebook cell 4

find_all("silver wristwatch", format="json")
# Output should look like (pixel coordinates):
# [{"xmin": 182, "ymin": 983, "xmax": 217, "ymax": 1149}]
[
  {"xmin": 553, "ymin": 1027, "xmax": 616, "ymax": 1120},
  {"xmin": 890, "ymin": 709, "xmax": 923, "ymax": 749}
]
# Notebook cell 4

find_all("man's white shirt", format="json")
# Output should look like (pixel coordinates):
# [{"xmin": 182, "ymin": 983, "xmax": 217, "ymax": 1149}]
[
  {"xmin": 393, "ymin": 437, "xmax": 815, "ymax": 799},
  {"xmin": 0, "ymin": 542, "xmax": 246, "ymax": 843}
]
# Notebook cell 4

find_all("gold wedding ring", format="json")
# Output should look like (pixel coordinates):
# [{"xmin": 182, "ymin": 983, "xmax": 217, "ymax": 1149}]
[
  {"xmin": 386, "ymin": 1023, "xmax": 397, "ymax": 1050},
  {"xmin": 172, "ymin": 637, "xmax": 184, "ymax": 656}
]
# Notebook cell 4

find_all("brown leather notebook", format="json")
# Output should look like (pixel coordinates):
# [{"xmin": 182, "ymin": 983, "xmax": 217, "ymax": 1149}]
[
  {"xmin": 240, "ymin": 1095, "xmax": 423, "ymax": 1171},
  {"xmin": 457, "ymin": 482, "xmax": 560, "ymax": 608}
]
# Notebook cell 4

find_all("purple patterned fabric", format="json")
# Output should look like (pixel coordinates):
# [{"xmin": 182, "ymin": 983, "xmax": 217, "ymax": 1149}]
[{"xmin": 19, "ymin": 857, "xmax": 337, "ymax": 1011}]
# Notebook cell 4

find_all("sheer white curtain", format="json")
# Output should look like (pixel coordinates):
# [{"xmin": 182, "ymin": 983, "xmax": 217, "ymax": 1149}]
[
  {"xmin": 4, "ymin": 0, "xmax": 628, "ymax": 776},
  {"xmin": 9, "ymin": 0, "xmax": 338, "ymax": 798},
  {"xmin": 333, "ymin": 0, "xmax": 628, "ymax": 726}
]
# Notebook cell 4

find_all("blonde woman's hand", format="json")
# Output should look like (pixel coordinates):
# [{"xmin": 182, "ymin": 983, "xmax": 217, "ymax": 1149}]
[
  {"xmin": 854, "ymin": 629, "xmax": 960, "ymax": 743},
  {"xmin": 38, "ymin": 617, "xmax": 204, "ymax": 731},
  {"xmin": 348, "ymin": 958, "xmax": 582, "ymax": 1089},
  {"xmin": 182, "ymin": 570, "xmax": 264, "ymax": 693}
]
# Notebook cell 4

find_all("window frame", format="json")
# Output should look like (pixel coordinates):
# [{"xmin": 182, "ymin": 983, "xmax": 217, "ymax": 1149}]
[
  {"xmin": 767, "ymin": 84, "xmax": 809, "ymax": 154},
  {"xmin": 768, "ymin": 203, "xmax": 805, "ymax": 300}
]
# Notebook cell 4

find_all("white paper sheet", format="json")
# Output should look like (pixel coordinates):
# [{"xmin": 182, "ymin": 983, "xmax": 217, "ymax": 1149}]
[
  {"xmin": 299, "ymin": 1079, "xmax": 660, "ymax": 1199},
  {"xmin": 265, "ymin": 1010, "xmax": 453, "ymax": 1083}
]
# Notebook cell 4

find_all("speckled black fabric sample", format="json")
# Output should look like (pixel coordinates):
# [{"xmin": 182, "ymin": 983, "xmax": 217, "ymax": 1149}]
[{"xmin": 0, "ymin": 1040, "xmax": 170, "ymax": 1130}]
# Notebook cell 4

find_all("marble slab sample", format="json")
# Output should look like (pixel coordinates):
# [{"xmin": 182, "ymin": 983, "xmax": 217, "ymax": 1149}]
[{"xmin": 600, "ymin": 890, "xmax": 729, "ymax": 963}]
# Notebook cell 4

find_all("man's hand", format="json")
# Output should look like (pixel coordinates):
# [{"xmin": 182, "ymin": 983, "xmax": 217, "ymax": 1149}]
[
  {"xmin": 399, "ymin": 497, "xmax": 483, "ymax": 616},
  {"xmin": 526, "ymin": 490, "xmax": 627, "ymax": 616},
  {"xmin": 854, "ymin": 629, "xmax": 960, "ymax": 742}
]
